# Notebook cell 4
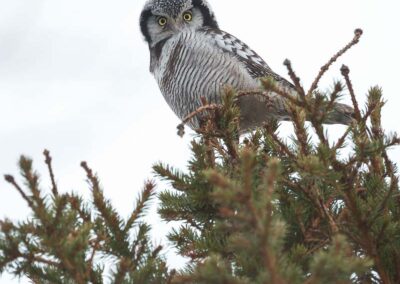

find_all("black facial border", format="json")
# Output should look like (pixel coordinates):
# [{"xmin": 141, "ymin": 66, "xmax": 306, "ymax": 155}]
[
  {"xmin": 191, "ymin": 0, "xmax": 219, "ymax": 28},
  {"xmin": 140, "ymin": 8, "xmax": 153, "ymax": 44}
]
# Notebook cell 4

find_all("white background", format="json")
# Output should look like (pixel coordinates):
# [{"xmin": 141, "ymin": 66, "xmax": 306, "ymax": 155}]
[{"xmin": 1, "ymin": 0, "xmax": 399, "ymax": 283}]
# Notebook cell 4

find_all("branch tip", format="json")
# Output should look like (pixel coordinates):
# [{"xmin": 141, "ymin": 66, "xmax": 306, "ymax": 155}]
[
  {"xmin": 4, "ymin": 174, "xmax": 15, "ymax": 183},
  {"xmin": 340, "ymin": 64, "xmax": 350, "ymax": 76},
  {"xmin": 43, "ymin": 149, "xmax": 51, "ymax": 160},
  {"xmin": 43, "ymin": 149, "xmax": 58, "ymax": 196},
  {"xmin": 80, "ymin": 161, "xmax": 97, "ymax": 185},
  {"xmin": 81, "ymin": 161, "xmax": 92, "ymax": 176},
  {"xmin": 177, "ymin": 103, "xmax": 220, "ymax": 136},
  {"xmin": 307, "ymin": 28, "xmax": 363, "ymax": 96},
  {"xmin": 283, "ymin": 59, "xmax": 291, "ymax": 66},
  {"xmin": 354, "ymin": 28, "xmax": 363, "ymax": 37},
  {"xmin": 177, "ymin": 124, "xmax": 185, "ymax": 137}
]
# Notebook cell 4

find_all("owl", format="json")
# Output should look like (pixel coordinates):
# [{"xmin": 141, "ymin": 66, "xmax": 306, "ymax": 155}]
[{"xmin": 140, "ymin": 0, "xmax": 354, "ymax": 131}]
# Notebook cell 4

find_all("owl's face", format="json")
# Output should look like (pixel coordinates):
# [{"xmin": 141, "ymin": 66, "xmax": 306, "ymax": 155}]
[{"xmin": 140, "ymin": 0, "xmax": 218, "ymax": 47}]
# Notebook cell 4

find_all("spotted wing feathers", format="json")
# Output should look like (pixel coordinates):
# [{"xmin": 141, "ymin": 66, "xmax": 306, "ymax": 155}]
[{"xmin": 200, "ymin": 27, "xmax": 294, "ymax": 89}]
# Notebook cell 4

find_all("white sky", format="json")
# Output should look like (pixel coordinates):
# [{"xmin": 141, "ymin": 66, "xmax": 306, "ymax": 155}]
[{"xmin": 1, "ymin": 0, "xmax": 399, "ymax": 283}]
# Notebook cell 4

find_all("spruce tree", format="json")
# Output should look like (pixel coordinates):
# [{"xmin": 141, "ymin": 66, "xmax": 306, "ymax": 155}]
[
  {"xmin": 156, "ymin": 29, "xmax": 399, "ymax": 283},
  {"xmin": 1, "ymin": 152, "xmax": 172, "ymax": 283},
  {"xmin": 1, "ymin": 29, "xmax": 399, "ymax": 283}
]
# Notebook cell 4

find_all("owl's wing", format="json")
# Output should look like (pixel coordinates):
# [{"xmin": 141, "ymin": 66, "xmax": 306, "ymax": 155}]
[{"xmin": 200, "ymin": 27, "xmax": 294, "ymax": 89}]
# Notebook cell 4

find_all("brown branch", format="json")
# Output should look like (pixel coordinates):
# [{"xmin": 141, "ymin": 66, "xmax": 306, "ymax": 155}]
[
  {"xmin": 311, "ymin": 82, "xmax": 343, "ymax": 124},
  {"xmin": 319, "ymin": 196, "xmax": 339, "ymax": 234},
  {"xmin": 114, "ymin": 257, "xmax": 131, "ymax": 284},
  {"xmin": 267, "ymin": 128, "xmax": 297, "ymax": 160},
  {"xmin": 68, "ymin": 195, "xmax": 91, "ymax": 222},
  {"xmin": 31, "ymin": 255, "xmax": 60, "ymax": 267},
  {"xmin": 236, "ymin": 90, "xmax": 275, "ymax": 105},
  {"xmin": 333, "ymin": 127, "xmax": 352, "ymax": 151},
  {"xmin": 52, "ymin": 196, "xmax": 68, "ymax": 228},
  {"xmin": 307, "ymin": 29, "xmax": 363, "ymax": 97},
  {"xmin": 80, "ymin": 161, "xmax": 96, "ymax": 183},
  {"xmin": 81, "ymin": 161, "xmax": 123, "ymax": 243},
  {"xmin": 166, "ymin": 269, "xmax": 177, "ymax": 284},
  {"xmin": 339, "ymin": 167, "xmax": 392, "ymax": 283},
  {"xmin": 124, "ymin": 181, "xmax": 155, "ymax": 234},
  {"xmin": 288, "ymin": 103, "xmax": 310, "ymax": 155},
  {"xmin": 86, "ymin": 237, "xmax": 102, "ymax": 282},
  {"xmin": 177, "ymin": 104, "xmax": 221, "ymax": 137},
  {"xmin": 283, "ymin": 59, "xmax": 306, "ymax": 99},
  {"xmin": 314, "ymin": 122, "xmax": 329, "ymax": 146},
  {"xmin": 209, "ymin": 138, "xmax": 230, "ymax": 161},
  {"xmin": 258, "ymin": 81, "xmax": 300, "ymax": 107},
  {"xmin": 4, "ymin": 175, "xmax": 34, "ymax": 208},
  {"xmin": 43, "ymin": 149, "xmax": 58, "ymax": 197},
  {"xmin": 239, "ymin": 155, "xmax": 286, "ymax": 284},
  {"xmin": 340, "ymin": 65, "xmax": 361, "ymax": 121},
  {"xmin": 259, "ymin": 160, "xmax": 287, "ymax": 284},
  {"xmin": 306, "ymin": 239, "xmax": 330, "ymax": 255}
]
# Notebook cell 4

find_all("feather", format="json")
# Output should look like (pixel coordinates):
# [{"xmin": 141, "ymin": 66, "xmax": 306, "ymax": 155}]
[{"xmin": 200, "ymin": 27, "xmax": 294, "ymax": 89}]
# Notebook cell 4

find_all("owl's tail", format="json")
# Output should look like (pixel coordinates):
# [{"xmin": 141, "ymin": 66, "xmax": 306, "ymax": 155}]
[
  {"xmin": 276, "ymin": 80, "xmax": 355, "ymax": 126},
  {"xmin": 322, "ymin": 102, "xmax": 355, "ymax": 125}
]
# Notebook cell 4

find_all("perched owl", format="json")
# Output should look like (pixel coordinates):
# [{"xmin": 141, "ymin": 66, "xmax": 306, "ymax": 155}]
[{"xmin": 140, "ymin": 0, "xmax": 354, "ymax": 131}]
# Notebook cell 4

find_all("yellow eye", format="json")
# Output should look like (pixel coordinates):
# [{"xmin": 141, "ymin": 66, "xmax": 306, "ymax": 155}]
[
  {"xmin": 183, "ymin": 12, "xmax": 192, "ymax": 22},
  {"xmin": 158, "ymin": 17, "xmax": 167, "ymax": 26}
]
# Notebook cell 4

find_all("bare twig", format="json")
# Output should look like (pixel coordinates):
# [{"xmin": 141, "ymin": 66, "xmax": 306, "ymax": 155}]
[
  {"xmin": 4, "ymin": 175, "xmax": 34, "ymax": 208},
  {"xmin": 340, "ymin": 65, "xmax": 361, "ymax": 121},
  {"xmin": 43, "ymin": 149, "xmax": 58, "ymax": 197},
  {"xmin": 259, "ymin": 80, "xmax": 300, "ymax": 106},
  {"xmin": 177, "ymin": 104, "xmax": 220, "ymax": 137},
  {"xmin": 308, "ymin": 29, "xmax": 363, "ymax": 97}
]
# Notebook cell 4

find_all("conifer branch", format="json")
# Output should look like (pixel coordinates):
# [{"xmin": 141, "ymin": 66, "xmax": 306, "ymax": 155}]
[
  {"xmin": 153, "ymin": 163, "xmax": 190, "ymax": 192},
  {"xmin": 1, "ymin": 153, "xmax": 170, "ymax": 282},
  {"xmin": 124, "ymin": 181, "xmax": 155, "ymax": 235},
  {"xmin": 43, "ymin": 149, "xmax": 58, "ymax": 197},
  {"xmin": 341, "ymin": 65, "xmax": 361, "ymax": 121},
  {"xmin": 308, "ymin": 28, "xmax": 363, "ymax": 96},
  {"xmin": 177, "ymin": 104, "xmax": 220, "ymax": 137},
  {"xmin": 3, "ymin": 175, "xmax": 34, "ymax": 208},
  {"xmin": 81, "ymin": 161, "xmax": 124, "ymax": 247},
  {"xmin": 260, "ymin": 78, "xmax": 300, "ymax": 106},
  {"xmin": 2, "ymin": 27, "xmax": 399, "ymax": 283},
  {"xmin": 157, "ymin": 27, "xmax": 399, "ymax": 283},
  {"xmin": 283, "ymin": 59, "xmax": 306, "ymax": 99}
]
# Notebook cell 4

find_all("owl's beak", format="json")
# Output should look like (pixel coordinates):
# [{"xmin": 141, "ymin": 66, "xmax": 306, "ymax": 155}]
[{"xmin": 169, "ymin": 18, "xmax": 186, "ymax": 32}]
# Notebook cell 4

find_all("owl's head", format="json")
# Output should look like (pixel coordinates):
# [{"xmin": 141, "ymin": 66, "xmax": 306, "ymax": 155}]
[{"xmin": 140, "ymin": 0, "xmax": 218, "ymax": 47}]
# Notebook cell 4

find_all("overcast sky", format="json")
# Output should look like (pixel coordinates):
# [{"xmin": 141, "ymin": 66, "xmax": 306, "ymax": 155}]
[{"xmin": 1, "ymin": 0, "xmax": 399, "ymax": 283}]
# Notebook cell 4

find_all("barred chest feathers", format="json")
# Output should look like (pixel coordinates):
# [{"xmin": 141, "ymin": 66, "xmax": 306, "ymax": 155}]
[{"xmin": 149, "ymin": 30, "xmax": 260, "ymax": 124}]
